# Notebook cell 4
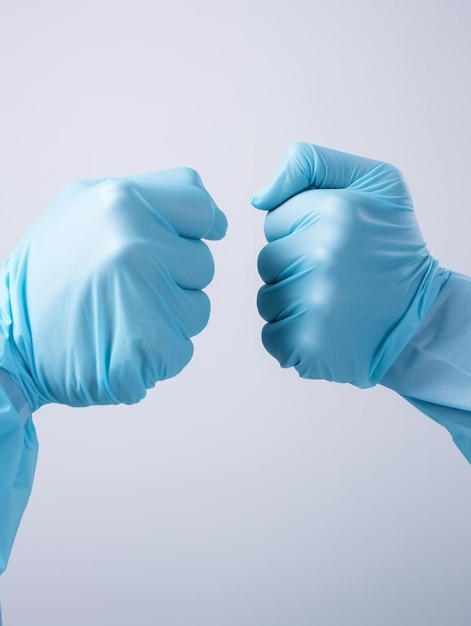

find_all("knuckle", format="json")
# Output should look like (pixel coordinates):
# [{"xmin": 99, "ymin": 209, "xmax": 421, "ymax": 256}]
[
  {"xmin": 177, "ymin": 166, "xmax": 203, "ymax": 187},
  {"xmin": 381, "ymin": 161, "xmax": 402, "ymax": 177},
  {"xmin": 288, "ymin": 141, "xmax": 312, "ymax": 158},
  {"xmin": 98, "ymin": 178, "xmax": 135, "ymax": 209}
]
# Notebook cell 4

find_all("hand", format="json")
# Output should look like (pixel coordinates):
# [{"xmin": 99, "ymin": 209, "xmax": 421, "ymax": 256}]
[
  {"xmin": 0, "ymin": 167, "xmax": 227, "ymax": 409},
  {"xmin": 252, "ymin": 142, "xmax": 449, "ymax": 387}
]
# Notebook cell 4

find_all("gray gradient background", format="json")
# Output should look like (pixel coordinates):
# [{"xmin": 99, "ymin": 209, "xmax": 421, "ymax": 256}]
[{"xmin": 1, "ymin": 1, "xmax": 471, "ymax": 624}]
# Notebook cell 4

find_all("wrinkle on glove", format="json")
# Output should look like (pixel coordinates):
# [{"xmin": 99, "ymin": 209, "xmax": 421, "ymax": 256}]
[
  {"xmin": 0, "ymin": 370, "xmax": 37, "ymax": 574},
  {"xmin": 381, "ymin": 272, "xmax": 471, "ymax": 463}
]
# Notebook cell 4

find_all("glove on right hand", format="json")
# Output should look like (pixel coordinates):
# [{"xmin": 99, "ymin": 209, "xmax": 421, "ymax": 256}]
[{"xmin": 252, "ymin": 143, "xmax": 450, "ymax": 387}]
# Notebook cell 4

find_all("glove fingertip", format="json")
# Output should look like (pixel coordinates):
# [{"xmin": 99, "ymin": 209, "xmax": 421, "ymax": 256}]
[
  {"xmin": 204, "ymin": 207, "xmax": 228, "ymax": 240},
  {"xmin": 250, "ymin": 189, "xmax": 276, "ymax": 211},
  {"xmin": 250, "ymin": 194, "xmax": 266, "ymax": 210}
]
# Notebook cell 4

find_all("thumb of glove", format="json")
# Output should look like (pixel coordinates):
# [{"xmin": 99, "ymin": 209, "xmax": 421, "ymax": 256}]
[{"xmin": 251, "ymin": 142, "xmax": 409, "ymax": 211}]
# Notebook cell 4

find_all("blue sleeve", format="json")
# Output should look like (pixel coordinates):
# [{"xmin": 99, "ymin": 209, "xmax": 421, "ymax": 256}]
[
  {"xmin": 380, "ymin": 272, "xmax": 471, "ymax": 462},
  {"xmin": 0, "ymin": 370, "xmax": 38, "ymax": 574}
]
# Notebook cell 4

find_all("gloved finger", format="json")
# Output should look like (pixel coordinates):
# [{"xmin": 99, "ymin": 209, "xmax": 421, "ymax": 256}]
[
  {"xmin": 129, "ymin": 263, "xmax": 211, "ymax": 338},
  {"xmin": 261, "ymin": 319, "xmax": 331, "ymax": 381},
  {"xmin": 258, "ymin": 228, "xmax": 326, "ymax": 284},
  {"xmin": 261, "ymin": 317, "xmax": 308, "ymax": 370},
  {"xmin": 257, "ymin": 278, "xmax": 313, "ymax": 323},
  {"xmin": 176, "ymin": 289, "xmax": 211, "ymax": 337},
  {"xmin": 161, "ymin": 338, "xmax": 195, "ymax": 381},
  {"xmin": 251, "ymin": 142, "xmax": 400, "ymax": 211},
  {"xmin": 91, "ymin": 179, "xmax": 218, "ymax": 240},
  {"xmin": 203, "ymin": 206, "xmax": 228, "ymax": 241},
  {"xmin": 106, "ymin": 246, "xmax": 211, "ymax": 340},
  {"xmin": 79, "ymin": 171, "xmax": 227, "ymax": 241},
  {"xmin": 134, "ymin": 184, "xmax": 227, "ymax": 240},
  {"xmin": 143, "ymin": 335, "xmax": 195, "ymax": 386},
  {"xmin": 140, "ymin": 283, "xmax": 210, "ymax": 342},
  {"xmin": 262, "ymin": 188, "xmax": 355, "ymax": 247},
  {"xmin": 159, "ymin": 238, "xmax": 215, "ymax": 289},
  {"xmin": 118, "ymin": 232, "xmax": 215, "ymax": 290},
  {"xmin": 258, "ymin": 242, "xmax": 305, "ymax": 285},
  {"xmin": 127, "ymin": 168, "xmax": 228, "ymax": 240}
]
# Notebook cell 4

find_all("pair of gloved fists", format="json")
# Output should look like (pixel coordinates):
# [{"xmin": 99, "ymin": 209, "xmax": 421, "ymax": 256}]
[{"xmin": 0, "ymin": 143, "xmax": 449, "ymax": 411}]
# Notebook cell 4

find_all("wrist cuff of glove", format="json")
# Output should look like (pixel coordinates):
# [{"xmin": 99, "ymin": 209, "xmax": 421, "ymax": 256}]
[
  {"xmin": 379, "ymin": 271, "xmax": 471, "ymax": 462},
  {"xmin": 367, "ymin": 261, "xmax": 451, "ymax": 386}
]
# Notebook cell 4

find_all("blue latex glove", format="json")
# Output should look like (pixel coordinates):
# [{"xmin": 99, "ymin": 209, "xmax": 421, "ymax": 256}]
[
  {"xmin": 0, "ymin": 167, "xmax": 227, "ymax": 572},
  {"xmin": 252, "ymin": 142, "xmax": 450, "ymax": 387}
]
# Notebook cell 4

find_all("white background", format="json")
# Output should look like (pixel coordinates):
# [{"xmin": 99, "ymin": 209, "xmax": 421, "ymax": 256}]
[{"xmin": 1, "ymin": 1, "xmax": 471, "ymax": 624}]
